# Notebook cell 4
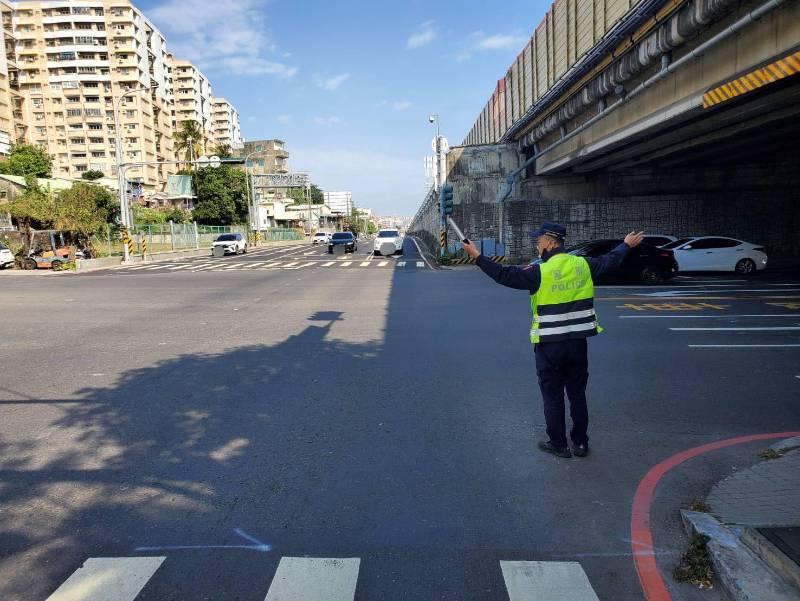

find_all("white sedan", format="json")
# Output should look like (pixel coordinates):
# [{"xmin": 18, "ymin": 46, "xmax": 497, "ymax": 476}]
[
  {"xmin": 663, "ymin": 236, "xmax": 767, "ymax": 274},
  {"xmin": 373, "ymin": 229, "xmax": 403, "ymax": 256}
]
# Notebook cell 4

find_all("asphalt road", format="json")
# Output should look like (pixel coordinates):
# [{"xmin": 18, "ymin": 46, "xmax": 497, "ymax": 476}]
[{"xmin": 1, "ymin": 239, "xmax": 798, "ymax": 601}]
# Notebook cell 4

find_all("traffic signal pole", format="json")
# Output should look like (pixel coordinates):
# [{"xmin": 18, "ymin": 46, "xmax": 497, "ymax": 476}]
[{"xmin": 438, "ymin": 184, "xmax": 454, "ymax": 256}]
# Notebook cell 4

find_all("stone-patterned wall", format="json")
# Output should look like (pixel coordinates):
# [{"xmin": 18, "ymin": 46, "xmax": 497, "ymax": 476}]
[{"xmin": 409, "ymin": 144, "xmax": 800, "ymax": 263}]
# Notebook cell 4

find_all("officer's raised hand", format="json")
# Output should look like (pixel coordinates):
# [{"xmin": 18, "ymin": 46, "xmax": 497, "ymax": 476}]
[
  {"xmin": 462, "ymin": 240, "xmax": 480, "ymax": 259},
  {"xmin": 624, "ymin": 231, "xmax": 646, "ymax": 248}
]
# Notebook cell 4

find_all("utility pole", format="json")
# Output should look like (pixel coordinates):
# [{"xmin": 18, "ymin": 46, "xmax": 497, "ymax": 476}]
[{"xmin": 114, "ymin": 83, "xmax": 158, "ymax": 263}]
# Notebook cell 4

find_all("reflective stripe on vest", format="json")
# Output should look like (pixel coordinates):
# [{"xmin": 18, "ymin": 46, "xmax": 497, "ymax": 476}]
[{"xmin": 530, "ymin": 254, "xmax": 603, "ymax": 344}]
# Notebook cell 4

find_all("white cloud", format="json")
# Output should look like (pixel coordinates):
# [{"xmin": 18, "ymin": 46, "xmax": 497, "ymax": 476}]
[
  {"xmin": 456, "ymin": 30, "xmax": 526, "ymax": 62},
  {"xmin": 313, "ymin": 116, "xmax": 341, "ymax": 127},
  {"xmin": 391, "ymin": 101, "xmax": 413, "ymax": 111},
  {"xmin": 277, "ymin": 114, "xmax": 292, "ymax": 124},
  {"xmin": 476, "ymin": 34, "xmax": 526, "ymax": 50},
  {"xmin": 407, "ymin": 21, "xmax": 436, "ymax": 49},
  {"xmin": 314, "ymin": 73, "xmax": 350, "ymax": 91},
  {"xmin": 148, "ymin": 0, "xmax": 297, "ymax": 78}
]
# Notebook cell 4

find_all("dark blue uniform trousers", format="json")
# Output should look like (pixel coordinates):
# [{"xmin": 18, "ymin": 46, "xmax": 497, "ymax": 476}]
[{"xmin": 534, "ymin": 338, "xmax": 589, "ymax": 449}]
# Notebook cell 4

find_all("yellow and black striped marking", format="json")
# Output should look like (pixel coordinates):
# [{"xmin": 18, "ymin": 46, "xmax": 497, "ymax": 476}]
[
  {"xmin": 140, "ymin": 235, "xmax": 148, "ymax": 257},
  {"xmin": 703, "ymin": 50, "xmax": 800, "ymax": 109},
  {"xmin": 122, "ymin": 229, "xmax": 134, "ymax": 257},
  {"xmin": 439, "ymin": 230, "xmax": 446, "ymax": 248},
  {"xmin": 451, "ymin": 255, "xmax": 506, "ymax": 265}
]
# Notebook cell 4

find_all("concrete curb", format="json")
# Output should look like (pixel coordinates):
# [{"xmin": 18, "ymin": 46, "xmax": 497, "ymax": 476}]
[{"xmin": 681, "ymin": 510, "xmax": 800, "ymax": 601}]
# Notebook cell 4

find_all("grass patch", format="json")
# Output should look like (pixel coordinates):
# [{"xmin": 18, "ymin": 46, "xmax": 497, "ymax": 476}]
[
  {"xmin": 687, "ymin": 498, "xmax": 712, "ymax": 513},
  {"xmin": 673, "ymin": 533, "xmax": 713, "ymax": 588},
  {"xmin": 758, "ymin": 445, "xmax": 800, "ymax": 460}
]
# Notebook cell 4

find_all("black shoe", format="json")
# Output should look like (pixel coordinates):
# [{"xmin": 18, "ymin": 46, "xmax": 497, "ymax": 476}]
[
  {"xmin": 572, "ymin": 443, "xmax": 589, "ymax": 458},
  {"xmin": 538, "ymin": 440, "xmax": 572, "ymax": 458}
]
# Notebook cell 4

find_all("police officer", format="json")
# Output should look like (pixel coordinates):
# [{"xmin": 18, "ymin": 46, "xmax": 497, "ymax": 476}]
[{"xmin": 462, "ymin": 222, "xmax": 645, "ymax": 458}]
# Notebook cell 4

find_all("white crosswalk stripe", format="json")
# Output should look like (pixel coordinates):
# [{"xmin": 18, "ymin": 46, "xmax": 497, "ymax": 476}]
[
  {"xmin": 44, "ymin": 556, "xmax": 602, "ymax": 600},
  {"xmin": 46, "ymin": 557, "xmax": 165, "ymax": 601},
  {"xmin": 378, "ymin": 261, "xmax": 388, "ymax": 267},
  {"xmin": 501, "ymin": 561, "xmax": 600, "ymax": 601},
  {"xmin": 264, "ymin": 557, "xmax": 361, "ymax": 601}
]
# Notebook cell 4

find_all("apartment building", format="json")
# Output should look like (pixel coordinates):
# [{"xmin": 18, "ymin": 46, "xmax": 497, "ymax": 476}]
[
  {"xmin": 234, "ymin": 139, "xmax": 289, "ymax": 174},
  {"xmin": 211, "ymin": 96, "xmax": 242, "ymax": 151},
  {"xmin": 169, "ymin": 55, "xmax": 213, "ymax": 153},
  {"xmin": 9, "ymin": 0, "xmax": 176, "ymax": 187},
  {"xmin": 0, "ymin": 1, "xmax": 16, "ymax": 155}
]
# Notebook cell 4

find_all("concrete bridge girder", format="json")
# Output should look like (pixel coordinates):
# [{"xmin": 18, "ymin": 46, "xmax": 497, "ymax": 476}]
[{"xmin": 532, "ymin": 0, "xmax": 800, "ymax": 174}]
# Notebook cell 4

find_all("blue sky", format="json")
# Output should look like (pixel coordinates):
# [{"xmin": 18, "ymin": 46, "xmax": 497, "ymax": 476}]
[{"xmin": 138, "ymin": 0, "xmax": 549, "ymax": 216}]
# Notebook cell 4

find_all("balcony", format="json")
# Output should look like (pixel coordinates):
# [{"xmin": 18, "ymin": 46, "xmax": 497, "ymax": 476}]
[{"xmin": 43, "ymin": 15, "xmax": 105, "ymax": 25}]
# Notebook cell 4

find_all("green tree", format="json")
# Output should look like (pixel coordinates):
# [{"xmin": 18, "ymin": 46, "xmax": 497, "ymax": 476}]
[
  {"xmin": 81, "ymin": 170, "xmax": 105, "ymax": 181},
  {"xmin": 132, "ymin": 204, "xmax": 167, "ymax": 224},
  {"xmin": 174, "ymin": 120, "xmax": 203, "ymax": 166},
  {"xmin": 287, "ymin": 184, "xmax": 324, "ymax": 205},
  {"xmin": 164, "ymin": 207, "xmax": 191, "ymax": 224},
  {"xmin": 3, "ymin": 177, "xmax": 56, "ymax": 245},
  {"xmin": 55, "ymin": 182, "xmax": 115, "ymax": 253},
  {"xmin": 192, "ymin": 165, "xmax": 248, "ymax": 225},
  {"xmin": 0, "ymin": 144, "xmax": 53, "ymax": 177}
]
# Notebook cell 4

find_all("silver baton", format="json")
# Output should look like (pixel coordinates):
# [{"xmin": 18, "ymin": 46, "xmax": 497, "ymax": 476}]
[{"xmin": 447, "ymin": 217, "xmax": 469, "ymax": 242}]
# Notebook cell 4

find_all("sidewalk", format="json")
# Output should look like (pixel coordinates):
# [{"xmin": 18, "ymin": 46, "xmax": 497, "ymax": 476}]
[{"xmin": 681, "ymin": 436, "xmax": 800, "ymax": 600}]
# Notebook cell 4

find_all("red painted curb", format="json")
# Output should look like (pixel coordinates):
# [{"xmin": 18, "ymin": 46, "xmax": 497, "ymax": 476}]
[{"xmin": 631, "ymin": 431, "xmax": 800, "ymax": 601}]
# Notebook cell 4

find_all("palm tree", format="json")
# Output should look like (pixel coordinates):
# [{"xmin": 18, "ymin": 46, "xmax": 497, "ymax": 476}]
[
  {"xmin": 211, "ymin": 143, "xmax": 232, "ymax": 158},
  {"xmin": 174, "ymin": 121, "xmax": 203, "ymax": 167}
]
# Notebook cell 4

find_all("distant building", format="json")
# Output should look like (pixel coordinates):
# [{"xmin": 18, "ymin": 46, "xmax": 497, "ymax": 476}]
[
  {"xmin": 211, "ymin": 97, "xmax": 243, "ymax": 150},
  {"xmin": 170, "ymin": 56, "xmax": 215, "ymax": 153},
  {"xmin": 232, "ymin": 139, "xmax": 292, "ymax": 205}
]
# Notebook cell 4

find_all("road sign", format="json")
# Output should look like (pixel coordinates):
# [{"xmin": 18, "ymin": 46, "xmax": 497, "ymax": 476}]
[
  {"xmin": 197, "ymin": 155, "xmax": 209, "ymax": 167},
  {"xmin": 209, "ymin": 155, "xmax": 221, "ymax": 168}
]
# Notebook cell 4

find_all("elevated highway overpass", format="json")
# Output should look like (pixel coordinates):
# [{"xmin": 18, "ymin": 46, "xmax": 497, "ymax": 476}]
[{"xmin": 410, "ymin": 0, "xmax": 799, "ymax": 262}]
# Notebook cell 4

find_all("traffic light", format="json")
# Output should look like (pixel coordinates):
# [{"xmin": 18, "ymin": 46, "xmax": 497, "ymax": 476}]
[{"xmin": 441, "ymin": 184, "xmax": 454, "ymax": 215}]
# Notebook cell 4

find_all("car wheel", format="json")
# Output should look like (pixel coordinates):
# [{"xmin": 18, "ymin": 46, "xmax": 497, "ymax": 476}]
[
  {"xmin": 735, "ymin": 258, "xmax": 756, "ymax": 275},
  {"xmin": 640, "ymin": 266, "xmax": 664, "ymax": 284},
  {"xmin": 373, "ymin": 250, "xmax": 380, "ymax": 256},
  {"xmin": 24, "ymin": 258, "xmax": 37, "ymax": 270},
  {"xmin": 242, "ymin": 245, "xmax": 247, "ymax": 254}
]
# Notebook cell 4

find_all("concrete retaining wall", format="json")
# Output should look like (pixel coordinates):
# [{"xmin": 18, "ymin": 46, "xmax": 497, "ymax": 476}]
[{"xmin": 409, "ymin": 143, "xmax": 800, "ymax": 263}]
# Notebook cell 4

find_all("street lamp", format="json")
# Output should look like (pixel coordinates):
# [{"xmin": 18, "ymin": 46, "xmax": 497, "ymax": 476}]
[
  {"xmin": 429, "ymin": 114, "xmax": 442, "ymax": 191},
  {"xmin": 243, "ymin": 150, "xmax": 268, "ymax": 242},
  {"xmin": 115, "ymin": 83, "xmax": 158, "ymax": 263}
]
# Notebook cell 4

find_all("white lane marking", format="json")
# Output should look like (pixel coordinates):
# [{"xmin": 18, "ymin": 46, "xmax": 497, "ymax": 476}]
[
  {"xmin": 501, "ymin": 561, "xmax": 599, "ymax": 601},
  {"xmin": 302, "ymin": 262, "xmax": 317, "ymax": 267},
  {"xmin": 620, "ymin": 314, "xmax": 800, "ymax": 319},
  {"xmin": 378, "ymin": 261, "xmax": 388, "ymax": 267},
  {"xmin": 144, "ymin": 264, "xmax": 170, "ymax": 270},
  {"xmin": 340, "ymin": 261, "xmax": 352, "ymax": 267},
  {"xmin": 636, "ymin": 288, "xmax": 800, "ymax": 297},
  {"xmin": 690, "ymin": 344, "xmax": 800, "ymax": 348},
  {"xmin": 672, "ymin": 327, "xmax": 800, "ymax": 331},
  {"xmin": 167, "ymin": 264, "xmax": 190, "ymax": 270},
  {"xmin": 397, "ymin": 262, "xmax": 406, "ymax": 267},
  {"xmin": 360, "ymin": 261, "xmax": 370, "ymax": 267},
  {"xmin": 408, "ymin": 235, "xmax": 435, "ymax": 270},
  {"xmin": 196, "ymin": 264, "xmax": 222, "ymax": 271},
  {"xmin": 283, "ymin": 262, "xmax": 299, "ymax": 267},
  {"xmin": 416, "ymin": 261, "xmax": 424, "ymax": 268},
  {"xmin": 185, "ymin": 263, "xmax": 215, "ymax": 271},
  {"xmin": 222, "ymin": 263, "xmax": 244, "ymax": 270},
  {"xmin": 126, "ymin": 265, "xmax": 150, "ymax": 271},
  {"xmin": 264, "ymin": 557, "xmax": 360, "ymax": 601},
  {"xmin": 303, "ymin": 251, "xmax": 316, "ymax": 256},
  {"xmin": 46, "ymin": 556, "xmax": 166, "ymax": 601},
  {"xmin": 321, "ymin": 261, "xmax": 335, "ymax": 267}
]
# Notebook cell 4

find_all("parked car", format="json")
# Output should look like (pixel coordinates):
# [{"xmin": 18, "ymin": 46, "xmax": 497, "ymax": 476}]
[
  {"xmin": 662, "ymin": 236, "xmax": 767, "ymax": 274},
  {"xmin": 211, "ymin": 233, "xmax": 247, "ymax": 255},
  {"xmin": 558, "ymin": 239, "xmax": 678, "ymax": 284},
  {"xmin": 328, "ymin": 232, "xmax": 358, "ymax": 254},
  {"xmin": 312, "ymin": 232, "xmax": 331, "ymax": 245},
  {"xmin": 0, "ymin": 243, "xmax": 14, "ymax": 269},
  {"xmin": 641, "ymin": 234, "xmax": 678, "ymax": 247},
  {"xmin": 373, "ymin": 229, "xmax": 403, "ymax": 256}
]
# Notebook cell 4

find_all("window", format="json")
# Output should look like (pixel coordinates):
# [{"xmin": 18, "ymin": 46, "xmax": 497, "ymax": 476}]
[
  {"xmin": 689, "ymin": 238, "xmax": 742, "ymax": 250},
  {"xmin": 88, "ymin": 123, "xmax": 103, "ymax": 130},
  {"xmin": 74, "ymin": 164, "xmax": 88, "ymax": 172},
  {"xmin": 91, "ymin": 151, "xmax": 105, "ymax": 157},
  {"xmin": 85, "ymin": 96, "xmax": 100, "ymax": 103},
  {"xmin": 126, "ymin": 137, "xmax": 138, "ymax": 143},
  {"xmin": 66, "ymin": 96, "xmax": 80, "ymax": 103},
  {"xmin": 71, "ymin": 153, "xmax": 87, "ymax": 158},
  {"xmin": 66, "ymin": 109, "xmax": 81, "ymax": 117},
  {"xmin": 663, "ymin": 238, "xmax": 694, "ymax": 250},
  {"xmin": 78, "ymin": 67, "xmax": 96, "ymax": 74},
  {"xmin": 85, "ymin": 108, "xmax": 102, "ymax": 117},
  {"xmin": 69, "ymin": 124, "xmax": 83, "ymax": 130},
  {"xmin": 71, "ymin": 138, "xmax": 85, "ymax": 145},
  {"xmin": 89, "ymin": 137, "xmax": 103, "ymax": 144}
]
